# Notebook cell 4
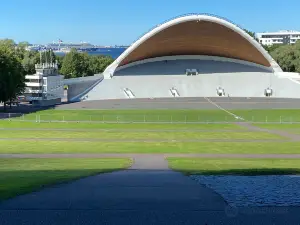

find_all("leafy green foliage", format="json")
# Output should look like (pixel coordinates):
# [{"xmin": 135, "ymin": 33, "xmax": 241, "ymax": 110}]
[
  {"xmin": 244, "ymin": 29, "xmax": 255, "ymax": 38},
  {"xmin": 60, "ymin": 49, "xmax": 113, "ymax": 78},
  {"xmin": 60, "ymin": 49, "xmax": 89, "ymax": 78},
  {"xmin": 88, "ymin": 55, "xmax": 114, "ymax": 75},
  {"xmin": 269, "ymin": 41, "xmax": 300, "ymax": 72},
  {"xmin": 263, "ymin": 44, "xmax": 284, "ymax": 53},
  {"xmin": 0, "ymin": 43, "xmax": 25, "ymax": 110}
]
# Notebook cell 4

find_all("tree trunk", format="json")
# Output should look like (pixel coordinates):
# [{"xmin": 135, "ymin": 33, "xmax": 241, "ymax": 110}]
[
  {"xmin": 3, "ymin": 102, "xmax": 6, "ymax": 112},
  {"xmin": 9, "ymin": 98, "xmax": 12, "ymax": 109}
]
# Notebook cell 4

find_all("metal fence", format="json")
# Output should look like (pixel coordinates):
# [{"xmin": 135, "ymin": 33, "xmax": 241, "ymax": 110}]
[{"xmin": 4, "ymin": 113, "xmax": 300, "ymax": 124}]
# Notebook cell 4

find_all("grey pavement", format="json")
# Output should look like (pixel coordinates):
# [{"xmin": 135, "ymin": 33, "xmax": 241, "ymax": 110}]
[
  {"xmin": 237, "ymin": 122, "xmax": 300, "ymax": 141},
  {"xmin": 55, "ymin": 97, "xmax": 300, "ymax": 110},
  {"xmin": 0, "ymin": 156, "xmax": 227, "ymax": 225}
]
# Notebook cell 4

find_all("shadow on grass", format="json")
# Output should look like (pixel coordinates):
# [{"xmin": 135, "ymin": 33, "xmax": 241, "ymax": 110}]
[
  {"xmin": 176, "ymin": 168, "xmax": 300, "ymax": 176},
  {"xmin": 0, "ymin": 168, "xmax": 124, "ymax": 201}
]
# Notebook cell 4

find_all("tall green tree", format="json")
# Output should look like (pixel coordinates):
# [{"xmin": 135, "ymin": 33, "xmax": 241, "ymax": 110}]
[
  {"xmin": 18, "ymin": 41, "xmax": 30, "ymax": 49},
  {"xmin": 60, "ymin": 49, "xmax": 89, "ymax": 78},
  {"xmin": 270, "ymin": 45, "xmax": 296, "ymax": 72},
  {"xmin": 0, "ymin": 45, "xmax": 25, "ymax": 111},
  {"xmin": 22, "ymin": 51, "xmax": 37, "ymax": 74},
  {"xmin": 34, "ymin": 50, "xmax": 57, "ymax": 64},
  {"xmin": 0, "ymin": 39, "xmax": 15, "ymax": 48},
  {"xmin": 88, "ymin": 55, "xmax": 114, "ymax": 75}
]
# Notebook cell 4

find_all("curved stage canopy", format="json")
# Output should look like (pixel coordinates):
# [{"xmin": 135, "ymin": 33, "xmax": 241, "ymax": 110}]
[{"xmin": 104, "ymin": 14, "xmax": 282, "ymax": 78}]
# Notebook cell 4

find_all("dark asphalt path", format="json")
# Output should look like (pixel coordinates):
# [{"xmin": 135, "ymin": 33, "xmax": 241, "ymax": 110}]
[
  {"xmin": 1, "ymin": 156, "xmax": 300, "ymax": 224},
  {"xmin": 0, "ymin": 156, "xmax": 227, "ymax": 225}
]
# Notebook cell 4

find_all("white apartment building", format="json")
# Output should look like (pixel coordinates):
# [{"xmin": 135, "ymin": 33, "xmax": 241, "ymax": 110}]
[
  {"xmin": 24, "ymin": 62, "xmax": 64, "ymax": 106},
  {"xmin": 256, "ymin": 30, "xmax": 300, "ymax": 46}
]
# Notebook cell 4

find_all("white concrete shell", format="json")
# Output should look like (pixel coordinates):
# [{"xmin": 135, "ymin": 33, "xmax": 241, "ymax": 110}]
[{"xmin": 104, "ymin": 14, "xmax": 282, "ymax": 79}]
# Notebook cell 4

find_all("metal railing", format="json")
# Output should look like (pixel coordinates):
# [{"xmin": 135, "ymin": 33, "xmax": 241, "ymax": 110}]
[{"xmin": 5, "ymin": 114, "xmax": 300, "ymax": 124}]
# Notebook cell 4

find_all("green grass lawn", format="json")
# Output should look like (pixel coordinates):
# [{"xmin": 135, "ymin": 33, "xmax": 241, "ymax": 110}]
[
  {"xmin": 0, "ymin": 130, "xmax": 281, "ymax": 140},
  {"xmin": 0, "ymin": 158, "xmax": 132, "ymax": 200},
  {"xmin": 7, "ymin": 109, "xmax": 300, "ymax": 123},
  {"xmin": 0, "ymin": 120, "xmax": 243, "ymax": 130},
  {"xmin": 0, "ymin": 141, "xmax": 299, "ymax": 154},
  {"xmin": 233, "ymin": 109, "xmax": 300, "ymax": 122},
  {"xmin": 167, "ymin": 158, "xmax": 300, "ymax": 175},
  {"xmin": 12, "ymin": 109, "xmax": 236, "ymax": 122}
]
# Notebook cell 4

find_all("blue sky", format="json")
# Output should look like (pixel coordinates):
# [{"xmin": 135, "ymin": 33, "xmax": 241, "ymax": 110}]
[{"xmin": 1, "ymin": 0, "xmax": 299, "ymax": 45}]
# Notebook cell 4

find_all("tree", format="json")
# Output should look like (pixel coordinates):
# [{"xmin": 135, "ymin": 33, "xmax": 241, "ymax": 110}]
[
  {"xmin": 55, "ymin": 55, "xmax": 64, "ymax": 72},
  {"xmin": 270, "ymin": 45, "xmax": 296, "ymax": 72},
  {"xmin": 60, "ymin": 49, "xmax": 89, "ymax": 78},
  {"xmin": 34, "ymin": 50, "xmax": 57, "ymax": 64},
  {"xmin": 18, "ymin": 41, "xmax": 30, "ymax": 49},
  {"xmin": 0, "ymin": 39, "xmax": 15, "ymax": 48},
  {"xmin": 263, "ymin": 44, "xmax": 284, "ymax": 53},
  {"xmin": 88, "ymin": 55, "xmax": 114, "ymax": 75},
  {"xmin": 291, "ymin": 41, "xmax": 300, "ymax": 72},
  {"xmin": 22, "ymin": 51, "xmax": 37, "ymax": 74},
  {"xmin": 0, "ymin": 45, "xmax": 25, "ymax": 111}
]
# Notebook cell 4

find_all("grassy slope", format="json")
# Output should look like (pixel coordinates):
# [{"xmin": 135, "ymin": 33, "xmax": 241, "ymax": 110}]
[
  {"xmin": 167, "ymin": 158, "xmax": 300, "ymax": 175},
  {"xmin": 14, "ymin": 109, "xmax": 234, "ymax": 122},
  {"xmin": 7, "ymin": 108, "xmax": 300, "ymax": 123},
  {"xmin": 0, "ymin": 121, "xmax": 242, "ymax": 129},
  {"xmin": 1, "ymin": 141, "xmax": 300, "ymax": 154},
  {"xmin": 232, "ymin": 109, "xmax": 300, "ymax": 122},
  {"xmin": 0, "ymin": 158, "xmax": 132, "ymax": 200},
  {"xmin": 0, "ymin": 130, "xmax": 281, "ymax": 140}
]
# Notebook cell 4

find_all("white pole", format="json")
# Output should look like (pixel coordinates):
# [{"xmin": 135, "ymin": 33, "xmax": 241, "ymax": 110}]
[{"xmin": 280, "ymin": 116, "xmax": 282, "ymax": 124}]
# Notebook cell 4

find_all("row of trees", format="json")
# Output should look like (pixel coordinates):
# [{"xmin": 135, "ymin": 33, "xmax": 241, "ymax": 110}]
[
  {"xmin": 22, "ymin": 48, "xmax": 114, "ymax": 78},
  {"xmin": 269, "ymin": 42, "xmax": 300, "ymax": 73},
  {"xmin": 0, "ymin": 39, "xmax": 114, "ymax": 110},
  {"xmin": 245, "ymin": 30, "xmax": 300, "ymax": 73},
  {"xmin": 60, "ymin": 49, "xmax": 114, "ymax": 78}
]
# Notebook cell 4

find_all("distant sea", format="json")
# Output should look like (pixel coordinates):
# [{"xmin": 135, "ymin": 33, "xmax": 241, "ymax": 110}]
[{"xmin": 55, "ymin": 47, "xmax": 127, "ymax": 59}]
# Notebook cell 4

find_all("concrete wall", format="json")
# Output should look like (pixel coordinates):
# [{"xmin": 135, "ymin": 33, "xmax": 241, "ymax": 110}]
[
  {"xmin": 81, "ymin": 72, "xmax": 300, "ymax": 101},
  {"xmin": 67, "ymin": 78, "xmax": 103, "ymax": 102},
  {"xmin": 114, "ymin": 59, "xmax": 272, "ymax": 76}
]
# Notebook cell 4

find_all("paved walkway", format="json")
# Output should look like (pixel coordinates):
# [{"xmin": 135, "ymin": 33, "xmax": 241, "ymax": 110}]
[
  {"xmin": 237, "ymin": 122, "xmax": 300, "ymax": 141},
  {"xmin": 1, "ymin": 156, "xmax": 300, "ymax": 224}
]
